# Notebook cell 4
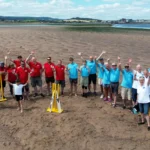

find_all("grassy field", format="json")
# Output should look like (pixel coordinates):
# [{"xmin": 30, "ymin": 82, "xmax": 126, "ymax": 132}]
[{"xmin": 64, "ymin": 25, "xmax": 150, "ymax": 33}]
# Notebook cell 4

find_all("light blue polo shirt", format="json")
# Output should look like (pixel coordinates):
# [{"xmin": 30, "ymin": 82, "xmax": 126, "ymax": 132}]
[
  {"xmin": 148, "ymin": 68, "xmax": 150, "ymax": 73},
  {"xmin": 121, "ymin": 69, "xmax": 133, "ymax": 89},
  {"xmin": 110, "ymin": 68, "xmax": 120, "ymax": 82},
  {"xmin": 97, "ymin": 63, "xmax": 105, "ymax": 79},
  {"xmin": 67, "ymin": 63, "xmax": 78, "ymax": 79},
  {"xmin": 102, "ymin": 67, "xmax": 110, "ymax": 84},
  {"xmin": 87, "ymin": 60, "xmax": 97, "ymax": 75},
  {"xmin": 80, "ymin": 65, "xmax": 89, "ymax": 77}
]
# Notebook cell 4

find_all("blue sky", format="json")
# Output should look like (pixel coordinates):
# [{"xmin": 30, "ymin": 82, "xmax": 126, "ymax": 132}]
[{"xmin": 0, "ymin": 0, "xmax": 150, "ymax": 19}]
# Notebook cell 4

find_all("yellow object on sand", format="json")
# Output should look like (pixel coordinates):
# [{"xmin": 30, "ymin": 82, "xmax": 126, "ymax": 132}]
[
  {"xmin": 47, "ymin": 83, "xmax": 63, "ymax": 113},
  {"xmin": 0, "ymin": 75, "xmax": 7, "ymax": 102}
]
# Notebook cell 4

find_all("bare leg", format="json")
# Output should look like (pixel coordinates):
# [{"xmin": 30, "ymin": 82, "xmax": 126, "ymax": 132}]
[
  {"xmin": 88, "ymin": 84, "xmax": 91, "ymax": 92},
  {"xmin": 94, "ymin": 84, "xmax": 96, "ymax": 93},
  {"xmin": 34, "ymin": 86, "xmax": 38, "ymax": 94},
  {"xmin": 74, "ymin": 83, "xmax": 77, "ymax": 96},
  {"xmin": 19, "ymin": 100, "xmax": 23, "ymax": 113},
  {"xmin": 100, "ymin": 85, "xmax": 103, "ymax": 94},
  {"xmin": 70, "ymin": 83, "xmax": 73, "ymax": 95},
  {"xmin": 47, "ymin": 83, "xmax": 50, "ymax": 95},
  {"xmin": 145, "ymin": 115, "xmax": 150, "ymax": 127}
]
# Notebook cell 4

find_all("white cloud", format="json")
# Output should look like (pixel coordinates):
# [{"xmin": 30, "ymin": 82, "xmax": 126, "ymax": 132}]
[{"xmin": 0, "ymin": 0, "xmax": 150, "ymax": 19}]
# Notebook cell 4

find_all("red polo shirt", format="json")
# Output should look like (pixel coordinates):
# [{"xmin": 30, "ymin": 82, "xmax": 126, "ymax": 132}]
[
  {"xmin": 55, "ymin": 65, "xmax": 65, "ymax": 81},
  {"xmin": 13, "ymin": 60, "xmax": 26, "ymax": 68},
  {"xmin": 44, "ymin": 62, "xmax": 55, "ymax": 78},
  {"xmin": 0, "ymin": 67, "xmax": 7, "ymax": 81},
  {"xmin": 28, "ymin": 61, "xmax": 42, "ymax": 77},
  {"xmin": 7, "ymin": 67, "xmax": 17, "ymax": 82},
  {"xmin": 16, "ymin": 66, "xmax": 30, "ymax": 84}
]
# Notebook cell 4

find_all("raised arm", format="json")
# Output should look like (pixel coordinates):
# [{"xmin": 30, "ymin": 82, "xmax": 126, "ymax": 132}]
[
  {"xmin": 4, "ymin": 56, "xmax": 8, "ymax": 67},
  {"xmin": 96, "ymin": 51, "xmax": 106, "ymax": 61},
  {"xmin": 117, "ymin": 56, "xmax": 122, "ymax": 71},
  {"xmin": 77, "ymin": 52, "xmax": 84, "ymax": 61},
  {"xmin": 25, "ymin": 53, "xmax": 33, "ymax": 64}
]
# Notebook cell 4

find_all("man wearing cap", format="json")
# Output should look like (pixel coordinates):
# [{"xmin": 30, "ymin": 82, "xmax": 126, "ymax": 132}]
[
  {"xmin": 120, "ymin": 60, "xmax": 133, "ymax": 109},
  {"xmin": 110, "ymin": 57, "xmax": 121, "ymax": 107},
  {"xmin": 16, "ymin": 61, "xmax": 30, "ymax": 100},
  {"xmin": 67, "ymin": 57, "xmax": 78, "ymax": 96},
  {"xmin": 43, "ymin": 57, "xmax": 55, "ymax": 96},
  {"xmin": 26, "ymin": 53, "xmax": 44, "ymax": 97}
]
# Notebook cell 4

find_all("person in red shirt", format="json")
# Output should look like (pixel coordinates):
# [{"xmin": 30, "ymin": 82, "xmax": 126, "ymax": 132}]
[
  {"xmin": 5, "ymin": 56, "xmax": 17, "ymax": 96},
  {"xmin": 7, "ymin": 64, "xmax": 17, "ymax": 95},
  {"xmin": 54, "ymin": 60, "xmax": 65, "ymax": 95},
  {"xmin": 16, "ymin": 61, "xmax": 30, "ymax": 100},
  {"xmin": 43, "ymin": 57, "xmax": 55, "ymax": 95},
  {"xmin": 26, "ymin": 53, "xmax": 44, "ymax": 97},
  {"xmin": 7, "ymin": 53, "xmax": 24, "ymax": 68},
  {"xmin": 0, "ymin": 62, "xmax": 7, "ymax": 98}
]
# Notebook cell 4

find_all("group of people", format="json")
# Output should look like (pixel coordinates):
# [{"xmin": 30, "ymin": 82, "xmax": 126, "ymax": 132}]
[{"xmin": 0, "ymin": 51, "xmax": 150, "ymax": 130}]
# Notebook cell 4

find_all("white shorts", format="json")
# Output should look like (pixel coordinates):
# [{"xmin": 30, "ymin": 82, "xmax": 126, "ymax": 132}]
[{"xmin": 98, "ymin": 78, "xmax": 103, "ymax": 85}]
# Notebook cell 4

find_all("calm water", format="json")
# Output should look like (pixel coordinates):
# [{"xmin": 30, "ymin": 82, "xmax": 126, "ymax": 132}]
[{"xmin": 112, "ymin": 24, "xmax": 150, "ymax": 30}]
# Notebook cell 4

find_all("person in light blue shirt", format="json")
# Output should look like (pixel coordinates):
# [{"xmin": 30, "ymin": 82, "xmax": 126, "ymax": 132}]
[
  {"xmin": 97, "ymin": 58, "xmax": 105, "ymax": 98},
  {"xmin": 67, "ymin": 57, "xmax": 78, "ymax": 96},
  {"xmin": 110, "ymin": 60, "xmax": 121, "ymax": 107},
  {"xmin": 148, "ymin": 68, "xmax": 150, "ymax": 73},
  {"xmin": 121, "ymin": 62, "xmax": 133, "ymax": 109},
  {"xmin": 79, "ymin": 60, "xmax": 90, "ymax": 97},
  {"xmin": 101, "ymin": 62, "xmax": 112, "ymax": 102}
]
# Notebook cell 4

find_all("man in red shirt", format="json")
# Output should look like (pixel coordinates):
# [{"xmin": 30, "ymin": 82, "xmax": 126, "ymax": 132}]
[
  {"xmin": 26, "ymin": 53, "xmax": 44, "ymax": 97},
  {"xmin": 16, "ymin": 61, "xmax": 30, "ymax": 100},
  {"xmin": 43, "ymin": 57, "xmax": 55, "ymax": 95},
  {"xmin": 54, "ymin": 60, "xmax": 65, "ymax": 95},
  {"xmin": 7, "ymin": 64, "xmax": 17, "ymax": 95},
  {"xmin": 0, "ymin": 62, "xmax": 7, "ymax": 98}
]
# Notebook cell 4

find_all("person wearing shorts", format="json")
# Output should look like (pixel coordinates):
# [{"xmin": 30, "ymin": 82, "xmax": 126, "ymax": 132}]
[
  {"xmin": 132, "ymin": 64, "xmax": 143, "ymax": 107},
  {"xmin": 55, "ymin": 60, "xmax": 65, "ymax": 95},
  {"xmin": 9, "ymin": 80, "xmax": 28, "ymax": 113},
  {"xmin": 79, "ymin": 60, "xmax": 90, "ymax": 98},
  {"xmin": 137, "ymin": 76, "xmax": 150, "ymax": 131},
  {"xmin": 110, "ymin": 61, "xmax": 121, "ymax": 107},
  {"xmin": 26, "ymin": 53, "xmax": 44, "ymax": 97},
  {"xmin": 67, "ymin": 57, "xmax": 78, "ymax": 96},
  {"xmin": 43, "ymin": 57, "xmax": 55, "ymax": 96},
  {"xmin": 16, "ymin": 61, "xmax": 30, "ymax": 100},
  {"xmin": 121, "ymin": 63, "xmax": 133, "ymax": 109}
]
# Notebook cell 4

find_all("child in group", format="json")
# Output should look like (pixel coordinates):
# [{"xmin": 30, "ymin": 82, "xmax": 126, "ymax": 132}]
[
  {"xmin": 9, "ymin": 79, "xmax": 28, "ymax": 113},
  {"xmin": 79, "ymin": 60, "xmax": 90, "ymax": 97}
]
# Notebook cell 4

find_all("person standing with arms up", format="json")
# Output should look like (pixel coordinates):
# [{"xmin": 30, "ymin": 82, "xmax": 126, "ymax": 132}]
[{"xmin": 26, "ymin": 52, "xmax": 45, "ymax": 97}]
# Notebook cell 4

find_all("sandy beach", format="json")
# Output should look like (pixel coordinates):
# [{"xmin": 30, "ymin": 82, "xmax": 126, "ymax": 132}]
[{"xmin": 0, "ymin": 26, "xmax": 150, "ymax": 150}]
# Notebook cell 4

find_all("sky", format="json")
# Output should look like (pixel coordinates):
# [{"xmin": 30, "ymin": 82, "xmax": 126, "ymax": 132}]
[{"xmin": 0, "ymin": 0, "xmax": 150, "ymax": 20}]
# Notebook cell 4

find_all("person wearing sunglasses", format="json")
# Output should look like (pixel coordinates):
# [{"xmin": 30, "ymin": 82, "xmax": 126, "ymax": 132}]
[
  {"xmin": 120, "ymin": 60, "xmax": 133, "ymax": 109},
  {"xmin": 110, "ymin": 57, "xmax": 121, "ymax": 107}
]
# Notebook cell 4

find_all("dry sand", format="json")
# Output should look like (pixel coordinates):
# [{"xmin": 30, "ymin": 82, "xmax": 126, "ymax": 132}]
[{"xmin": 0, "ymin": 26, "xmax": 150, "ymax": 150}]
